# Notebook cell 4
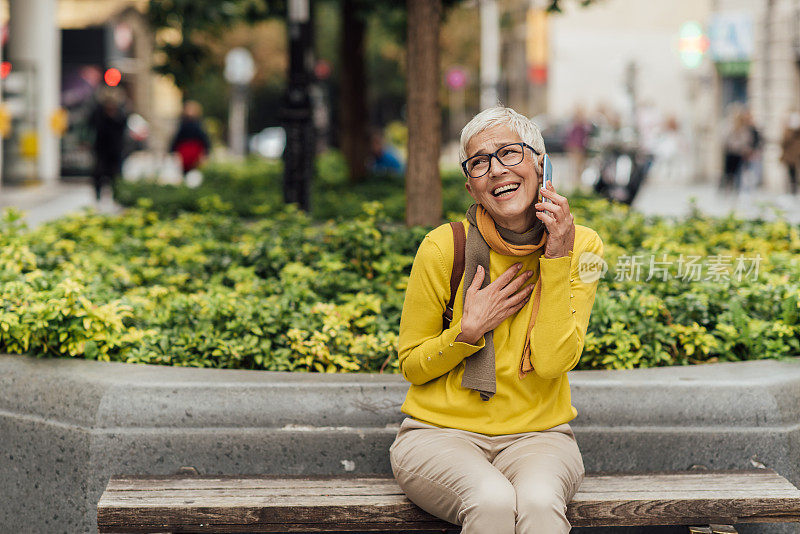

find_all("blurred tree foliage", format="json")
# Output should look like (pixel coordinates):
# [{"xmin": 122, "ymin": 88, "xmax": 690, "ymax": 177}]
[
  {"xmin": 147, "ymin": 0, "xmax": 410, "ymax": 182},
  {"xmin": 147, "ymin": 0, "xmax": 589, "ymax": 187},
  {"xmin": 148, "ymin": 0, "xmax": 285, "ymax": 89},
  {"xmin": 147, "ymin": 0, "xmax": 576, "ymax": 93}
]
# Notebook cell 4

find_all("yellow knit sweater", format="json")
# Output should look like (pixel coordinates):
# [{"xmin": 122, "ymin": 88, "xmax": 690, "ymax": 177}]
[{"xmin": 398, "ymin": 219, "xmax": 604, "ymax": 435}]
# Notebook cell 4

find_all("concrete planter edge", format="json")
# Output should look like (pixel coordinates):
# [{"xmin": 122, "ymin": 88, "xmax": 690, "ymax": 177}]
[{"xmin": 1, "ymin": 354, "xmax": 798, "ymax": 533}]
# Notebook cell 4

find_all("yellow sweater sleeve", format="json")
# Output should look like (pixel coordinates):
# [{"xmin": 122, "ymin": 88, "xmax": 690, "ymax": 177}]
[
  {"xmin": 530, "ymin": 231, "xmax": 604, "ymax": 379},
  {"xmin": 398, "ymin": 234, "xmax": 486, "ymax": 385}
]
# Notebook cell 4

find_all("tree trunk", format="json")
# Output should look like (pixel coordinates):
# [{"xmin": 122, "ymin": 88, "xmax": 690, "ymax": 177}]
[
  {"xmin": 340, "ymin": 0, "xmax": 369, "ymax": 183},
  {"xmin": 406, "ymin": 0, "xmax": 442, "ymax": 227}
]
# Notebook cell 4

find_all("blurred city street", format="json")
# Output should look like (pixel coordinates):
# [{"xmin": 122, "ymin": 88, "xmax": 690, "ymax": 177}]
[
  {"xmin": 632, "ymin": 181, "xmax": 800, "ymax": 223},
  {"xmin": 2, "ymin": 172, "xmax": 798, "ymax": 229},
  {"xmin": 0, "ymin": 179, "xmax": 120, "ymax": 228},
  {"xmin": 1, "ymin": 0, "xmax": 800, "ymax": 224}
]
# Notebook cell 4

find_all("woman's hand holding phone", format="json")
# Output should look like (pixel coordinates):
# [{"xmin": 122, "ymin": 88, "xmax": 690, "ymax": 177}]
[
  {"xmin": 535, "ymin": 154, "xmax": 576, "ymax": 259},
  {"xmin": 540, "ymin": 153, "xmax": 554, "ymax": 216}
]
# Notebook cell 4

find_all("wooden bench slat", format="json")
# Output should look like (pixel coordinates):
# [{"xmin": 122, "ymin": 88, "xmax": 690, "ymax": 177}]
[
  {"xmin": 99, "ymin": 489, "xmax": 800, "ymax": 506},
  {"xmin": 97, "ymin": 470, "xmax": 800, "ymax": 533},
  {"xmin": 99, "ymin": 504, "xmax": 445, "ymax": 533},
  {"xmin": 103, "ymin": 472, "xmax": 798, "ymax": 492},
  {"xmin": 568, "ymin": 498, "xmax": 800, "ymax": 524},
  {"xmin": 109, "ymin": 469, "xmax": 785, "ymax": 486},
  {"xmin": 101, "ymin": 481, "xmax": 800, "ymax": 500},
  {"xmin": 104, "ymin": 482, "xmax": 405, "ymax": 494}
]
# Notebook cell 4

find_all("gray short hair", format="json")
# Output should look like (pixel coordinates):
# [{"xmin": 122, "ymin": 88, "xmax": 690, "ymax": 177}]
[{"xmin": 458, "ymin": 106, "xmax": 546, "ymax": 168}]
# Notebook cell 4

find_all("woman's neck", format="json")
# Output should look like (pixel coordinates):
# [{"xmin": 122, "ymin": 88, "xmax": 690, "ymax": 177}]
[{"xmin": 495, "ymin": 210, "xmax": 537, "ymax": 234}]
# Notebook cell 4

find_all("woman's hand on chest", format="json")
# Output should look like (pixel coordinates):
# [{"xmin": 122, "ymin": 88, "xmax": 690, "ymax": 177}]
[{"xmin": 456, "ymin": 263, "xmax": 534, "ymax": 345}]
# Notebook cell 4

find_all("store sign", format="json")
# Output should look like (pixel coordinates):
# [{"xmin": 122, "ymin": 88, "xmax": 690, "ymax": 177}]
[
  {"xmin": 717, "ymin": 61, "xmax": 750, "ymax": 76},
  {"xmin": 708, "ymin": 12, "xmax": 753, "ymax": 62}
]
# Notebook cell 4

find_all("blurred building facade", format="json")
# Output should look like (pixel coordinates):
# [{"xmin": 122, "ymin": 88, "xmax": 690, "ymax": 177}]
[
  {"xmin": 1, "ymin": 0, "xmax": 798, "ymax": 193},
  {"xmin": 736, "ymin": 0, "xmax": 800, "ymax": 193},
  {"xmin": 0, "ymin": 0, "xmax": 181, "ymax": 185},
  {"xmin": 524, "ymin": 0, "xmax": 800, "ymax": 192},
  {"xmin": 547, "ymin": 0, "xmax": 713, "ymax": 186}
]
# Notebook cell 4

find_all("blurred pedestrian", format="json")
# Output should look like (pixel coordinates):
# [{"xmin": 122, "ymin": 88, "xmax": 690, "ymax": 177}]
[
  {"xmin": 740, "ymin": 109, "xmax": 762, "ymax": 191},
  {"xmin": 89, "ymin": 88, "xmax": 128, "ymax": 201},
  {"xmin": 653, "ymin": 115, "xmax": 685, "ymax": 184},
  {"xmin": 564, "ymin": 106, "xmax": 591, "ymax": 188},
  {"xmin": 170, "ymin": 101, "xmax": 211, "ymax": 176},
  {"xmin": 721, "ymin": 105, "xmax": 752, "ymax": 194},
  {"xmin": 780, "ymin": 110, "xmax": 800, "ymax": 195},
  {"xmin": 635, "ymin": 100, "xmax": 661, "ymax": 162},
  {"xmin": 369, "ymin": 129, "xmax": 404, "ymax": 176}
]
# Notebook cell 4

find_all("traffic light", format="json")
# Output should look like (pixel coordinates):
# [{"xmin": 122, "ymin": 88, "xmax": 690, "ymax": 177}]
[
  {"xmin": 104, "ymin": 67, "xmax": 121, "ymax": 87},
  {"xmin": 678, "ymin": 21, "xmax": 709, "ymax": 69}
]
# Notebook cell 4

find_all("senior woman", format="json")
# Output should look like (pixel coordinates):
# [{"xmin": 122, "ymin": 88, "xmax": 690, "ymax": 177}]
[{"xmin": 390, "ymin": 106, "xmax": 604, "ymax": 533}]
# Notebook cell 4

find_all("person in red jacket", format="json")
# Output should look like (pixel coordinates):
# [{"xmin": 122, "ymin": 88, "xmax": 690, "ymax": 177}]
[{"xmin": 170, "ymin": 101, "xmax": 211, "ymax": 176}]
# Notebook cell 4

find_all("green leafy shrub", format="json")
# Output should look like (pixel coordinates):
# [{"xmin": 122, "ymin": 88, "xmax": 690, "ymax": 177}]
[
  {"xmin": 0, "ymin": 202, "xmax": 427, "ymax": 371},
  {"xmin": 114, "ymin": 152, "xmax": 474, "ymax": 222},
  {"xmin": 114, "ymin": 158, "xmax": 283, "ymax": 218},
  {"xmin": 3, "ymin": 168, "xmax": 800, "ymax": 372}
]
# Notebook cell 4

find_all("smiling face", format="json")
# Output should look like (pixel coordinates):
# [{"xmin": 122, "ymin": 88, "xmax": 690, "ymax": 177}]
[{"xmin": 464, "ymin": 124, "xmax": 542, "ymax": 233}]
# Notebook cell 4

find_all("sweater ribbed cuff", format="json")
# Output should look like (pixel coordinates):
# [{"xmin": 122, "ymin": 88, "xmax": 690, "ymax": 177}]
[
  {"xmin": 414, "ymin": 318, "xmax": 486, "ymax": 379},
  {"xmin": 538, "ymin": 251, "xmax": 574, "ymax": 324}
]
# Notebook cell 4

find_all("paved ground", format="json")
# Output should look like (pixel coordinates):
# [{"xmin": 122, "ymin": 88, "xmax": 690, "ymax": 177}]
[
  {"xmin": 632, "ymin": 182, "xmax": 800, "ymax": 224},
  {"xmin": 0, "ymin": 176, "xmax": 798, "ymax": 229},
  {"xmin": 0, "ymin": 179, "xmax": 121, "ymax": 229},
  {"xmin": 546, "ymin": 152, "xmax": 800, "ymax": 224}
]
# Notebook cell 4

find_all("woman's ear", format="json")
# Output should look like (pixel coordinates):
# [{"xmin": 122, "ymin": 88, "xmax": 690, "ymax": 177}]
[{"xmin": 532, "ymin": 153, "xmax": 544, "ymax": 178}]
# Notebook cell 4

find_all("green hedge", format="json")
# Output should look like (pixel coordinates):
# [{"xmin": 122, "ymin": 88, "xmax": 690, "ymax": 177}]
[
  {"xmin": 0, "ymin": 202, "xmax": 425, "ymax": 371},
  {"xmin": 114, "ymin": 152, "xmax": 475, "ymax": 222},
  {"xmin": 3, "ymin": 162, "xmax": 799, "ymax": 372}
]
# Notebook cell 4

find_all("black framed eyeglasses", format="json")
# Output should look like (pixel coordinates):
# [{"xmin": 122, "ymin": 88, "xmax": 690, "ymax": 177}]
[{"xmin": 461, "ymin": 142, "xmax": 540, "ymax": 179}]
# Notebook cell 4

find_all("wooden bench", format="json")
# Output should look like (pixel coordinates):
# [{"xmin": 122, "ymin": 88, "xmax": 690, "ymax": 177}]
[{"xmin": 97, "ymin": 469, "xmax": 800, "ymax": 533}]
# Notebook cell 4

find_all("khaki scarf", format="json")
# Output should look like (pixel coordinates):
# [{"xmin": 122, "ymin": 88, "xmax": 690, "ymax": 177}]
[{"xmin": 461, "ymin": 204, "xmax": 547, "ymax": 400}]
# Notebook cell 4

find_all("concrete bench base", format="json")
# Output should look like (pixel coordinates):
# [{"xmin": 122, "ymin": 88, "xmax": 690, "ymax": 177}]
[{"xmin": 1, "ymin": 355, "xmax": 799, "ymax": 533}]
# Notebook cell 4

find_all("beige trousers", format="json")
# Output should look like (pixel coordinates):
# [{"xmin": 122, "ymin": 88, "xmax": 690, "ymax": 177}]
[{"xmin": 389, "ymin": 418, "xmax": 585, "ymax": 534}]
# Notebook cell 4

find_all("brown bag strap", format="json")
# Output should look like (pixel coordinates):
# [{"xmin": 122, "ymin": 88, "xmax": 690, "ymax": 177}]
[{"xmin": 443, "ymin": 221, "xmax": 466, "ymax": 330}]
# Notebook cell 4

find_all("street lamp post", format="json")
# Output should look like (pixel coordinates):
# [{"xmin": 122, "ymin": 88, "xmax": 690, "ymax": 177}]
[
  {"xmin": 224, "ymin": 47, "xmax": 255, "ymax": 159},
  {"xmin": 281, "ymin": 0, "xmax": 314, "ymax": 212},
  {"xmin": 480, "ymin": 0, "xmax": 500, "ymax": 110}
]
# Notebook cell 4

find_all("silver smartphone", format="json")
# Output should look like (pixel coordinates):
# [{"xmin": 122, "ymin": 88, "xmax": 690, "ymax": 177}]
[{"xmin": 542, "ymin": 153, "xmax": 554, "ymax": 215}]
